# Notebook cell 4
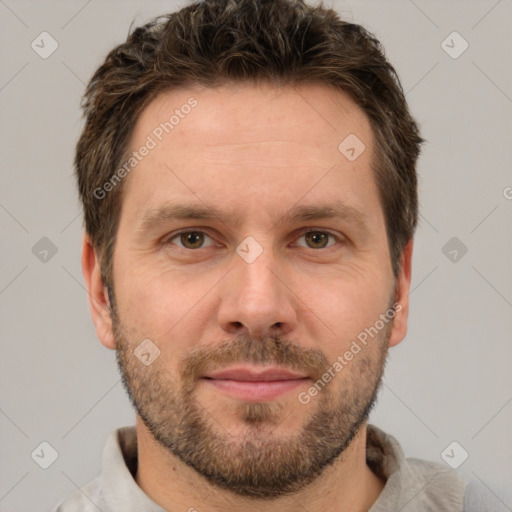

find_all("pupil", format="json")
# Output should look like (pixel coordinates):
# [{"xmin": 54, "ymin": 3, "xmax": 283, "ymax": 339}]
[
  {"xmin": 307, "ymin": 232, "xmax": 327, "ymax": 248},
  {"xmin": 183, "ymin": 232, "xmax": 203, "ymax": 248}
]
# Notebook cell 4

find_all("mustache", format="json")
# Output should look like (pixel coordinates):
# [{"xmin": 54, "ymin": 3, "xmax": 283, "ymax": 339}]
[{"xmin": 179, "ymin": 335, "xmax": 330, "ymax": 387}]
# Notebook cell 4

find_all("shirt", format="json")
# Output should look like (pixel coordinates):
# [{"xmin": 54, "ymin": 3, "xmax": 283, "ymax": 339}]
[{"xmin": 51, "ymin": 424, "xmax": 496, "ymax": 512}]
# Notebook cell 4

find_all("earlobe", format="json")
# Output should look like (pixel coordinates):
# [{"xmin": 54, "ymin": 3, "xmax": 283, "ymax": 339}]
[
  {"xmin": 81, "ymin": 233, "xmax": 116, "ymax": 350},
  {"xmin": 388, "ymin": 240, "xmax": 413, "ymax": 348}
]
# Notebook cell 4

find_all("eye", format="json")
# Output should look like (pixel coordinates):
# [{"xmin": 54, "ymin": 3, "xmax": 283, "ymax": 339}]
[
  {"xmin": 294, "ymin": 230, "xmax": 340, "ymax": 249},
  {"xmin": 168, "ymin": 230, "xmax": 215, "ymax": 250},
  {"xmin": 165, "ymin": 229, "xmax": 342, "ymax": 252}
]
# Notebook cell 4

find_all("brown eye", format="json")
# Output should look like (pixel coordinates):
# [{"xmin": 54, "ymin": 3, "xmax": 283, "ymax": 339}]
[
  {"xmin": 180, "ymin": 232, "xmax": 204, "ymax": 249},
  {"xmin": 304, "ymin": 231, "xmax": 331, "ymax": 249},
  {"xmin": 169, "ymin": 231, "xmax": 214, "ymax": 249}
]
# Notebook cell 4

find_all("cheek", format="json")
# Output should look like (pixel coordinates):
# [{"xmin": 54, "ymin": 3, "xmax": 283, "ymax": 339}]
[
  {"xmin": 304, "ymin": 270, "xmax": 393, "ymax": 354},
  {"xmin": 114, "ymin": 262, "xmax": 214, "ymax": 349}
]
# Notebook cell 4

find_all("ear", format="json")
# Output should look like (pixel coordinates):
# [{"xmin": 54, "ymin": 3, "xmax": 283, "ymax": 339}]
[
  {"xmin": 81, "ymin": 233, "xmax": 116, "ymax": 350},
  {"xmin": 388, "ymin": 240, "xmax": 413, "ymax": 348}
]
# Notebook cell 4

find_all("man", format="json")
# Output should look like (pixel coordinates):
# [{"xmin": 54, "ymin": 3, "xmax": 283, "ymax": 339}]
[{"xmin": 52, "ymin": 0, "xmax": 490, "ymax": 510}]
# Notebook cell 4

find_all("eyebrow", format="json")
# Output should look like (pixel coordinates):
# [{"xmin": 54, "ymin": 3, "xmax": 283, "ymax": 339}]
[
  {"xmin": 136, "ymin": 199, "xmax": 370, "ymax": 236},
  {"xmin": 279, "ymin": 201, "xmax": 368, "ymax": 229}
]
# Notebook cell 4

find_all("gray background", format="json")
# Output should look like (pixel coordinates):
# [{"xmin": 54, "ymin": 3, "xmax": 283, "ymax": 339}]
[{"xmin": 0, "ymin": 0, "xmax": 511, "ymax": 511}]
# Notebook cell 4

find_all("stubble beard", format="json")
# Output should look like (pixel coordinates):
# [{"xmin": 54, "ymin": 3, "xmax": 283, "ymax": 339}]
[{"xmin": 113, "ymin": 306, "xmax": 391, "ymax": 499}]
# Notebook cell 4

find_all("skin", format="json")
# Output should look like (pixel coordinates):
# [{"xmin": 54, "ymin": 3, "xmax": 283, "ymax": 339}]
[{"xmin": 82, "ymin": 82, "xmax": 413, "ymax": 512}]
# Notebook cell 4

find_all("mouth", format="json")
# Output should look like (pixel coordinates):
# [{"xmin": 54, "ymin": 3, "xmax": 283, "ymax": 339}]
[{"xmin": 200, "ymin": 365, "xmax": 310, "ymax": 401}]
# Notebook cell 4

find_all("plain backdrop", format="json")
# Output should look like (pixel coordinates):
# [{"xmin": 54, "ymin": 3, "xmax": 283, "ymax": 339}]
[{"xmin": 0, "ymin": 1, "xmax": 511, "ymax": 511}]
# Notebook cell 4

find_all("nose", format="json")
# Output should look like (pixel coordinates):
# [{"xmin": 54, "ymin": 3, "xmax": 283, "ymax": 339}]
[{"xmin": 217, "ymin": 244, "xmax": 298, "ymax": 339}]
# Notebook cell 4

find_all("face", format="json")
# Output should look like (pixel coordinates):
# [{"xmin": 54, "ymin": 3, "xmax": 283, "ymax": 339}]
[{"xmin": 87, "ymin": 82, "xmax": 411, "ymax": 498}]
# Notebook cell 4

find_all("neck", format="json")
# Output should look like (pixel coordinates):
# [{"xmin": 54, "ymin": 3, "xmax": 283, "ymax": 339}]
[{"xmin": 135, "ymin": 417, "xmax": 385, "ymax": 512}]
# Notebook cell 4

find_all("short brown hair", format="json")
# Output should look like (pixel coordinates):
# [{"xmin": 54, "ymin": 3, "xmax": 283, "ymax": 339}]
[{"xmin": 76, "ymin": 0, "xmax": 423, "ymax": 288}]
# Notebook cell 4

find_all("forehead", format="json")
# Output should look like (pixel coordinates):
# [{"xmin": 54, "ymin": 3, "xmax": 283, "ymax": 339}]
[
  {"xmin": 120, "ymin": 82, "xmax": 379, "ymax": 226},
  {"xmin": 132, "ymin": 81, "xmax": 372, "ymax": 151}
]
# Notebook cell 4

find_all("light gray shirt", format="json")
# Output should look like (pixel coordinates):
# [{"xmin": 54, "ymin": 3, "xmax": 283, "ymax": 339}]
[{"xmin": 51, "ymin": 424, "xmax": 496, "ymax": 511}]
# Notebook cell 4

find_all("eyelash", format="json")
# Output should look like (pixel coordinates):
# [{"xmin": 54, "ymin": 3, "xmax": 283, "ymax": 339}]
[{"xmin": 165, "ymin": 228, "xmax": 344, "ymax": 252}]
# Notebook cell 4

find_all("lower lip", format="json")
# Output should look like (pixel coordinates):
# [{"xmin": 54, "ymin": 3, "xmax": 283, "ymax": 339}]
[{"xmin": 202, "ymin": 378, "xmax": 309, "ymax": 401}]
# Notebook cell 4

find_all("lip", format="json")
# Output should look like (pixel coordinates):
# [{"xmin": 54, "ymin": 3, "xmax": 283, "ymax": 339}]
[
  {"xmin": 204, "ymin": 366, "xmax": 308, "ymax": 381},
  {"xmin": 201, "ymin": 365, "xmax": 310, "ymax": 401}
]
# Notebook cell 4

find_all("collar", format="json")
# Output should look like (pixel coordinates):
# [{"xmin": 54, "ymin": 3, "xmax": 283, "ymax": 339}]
[{"xmin": 366, "ymin": 425, "xmax": 467, "ymax": 511}]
